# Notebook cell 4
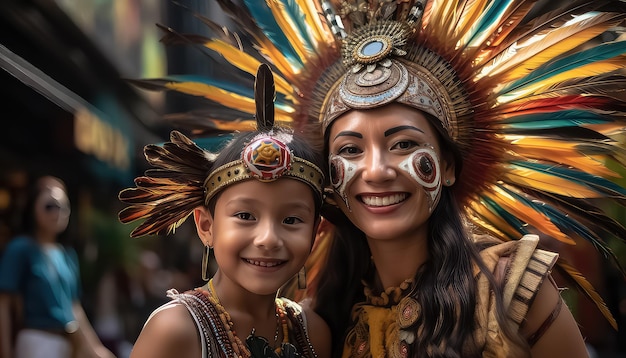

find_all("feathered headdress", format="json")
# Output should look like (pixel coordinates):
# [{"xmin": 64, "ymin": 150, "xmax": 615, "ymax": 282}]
[
  {"xmin": 129, "ymin": 0, "xmax": 626, "ymax": 328},
  {"xmin": 119, "ymin": 63, "xmax": 324, "ymax": 237}
]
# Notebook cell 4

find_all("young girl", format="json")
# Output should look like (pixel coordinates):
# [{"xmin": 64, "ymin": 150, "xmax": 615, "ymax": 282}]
[{"xmin": 118, "ymin": 64, "xmax": 330, "ymax": 358}]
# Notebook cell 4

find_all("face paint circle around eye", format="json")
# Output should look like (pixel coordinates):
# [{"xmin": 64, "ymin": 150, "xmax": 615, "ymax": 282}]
[
  {"xmin": 399, "ymin": 147, "xmax": 443, "ymax": 211},
  {"xmin": 328, "ymin": 154, "xmax": 359, "ymax": 210},
  {"xmin": 412, "ymin": 151, "xmax": 438, "ymax": 187},
  {"xmin": 330, "ymin": 156, "xmax": 345, "ymax": 189}
]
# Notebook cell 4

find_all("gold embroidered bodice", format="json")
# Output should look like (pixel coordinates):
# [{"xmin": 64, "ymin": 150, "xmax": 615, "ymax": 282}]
[{"xmin": 342, "ymin": 235, "xmax": 558, "ymax": 358}]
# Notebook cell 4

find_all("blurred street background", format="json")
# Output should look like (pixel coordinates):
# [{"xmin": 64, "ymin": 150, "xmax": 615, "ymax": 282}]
[{"xmin": 0, "ymin": 0, "xmax": 624, "ymax": 357}]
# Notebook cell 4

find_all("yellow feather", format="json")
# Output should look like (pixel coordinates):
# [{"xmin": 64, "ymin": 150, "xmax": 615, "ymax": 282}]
[
  {"xmin": 505, "ymin": 15, "xmax": 622, "ymax": 81},
  {"xmin": 483, "ymin": 13, "xmax": 621, "ymax": 81},
  {"xmin": 257, "ymin": 44, "xmax": 302, "ymax": 79},
  {"xmin": 203, "ymin": 39, "xmax": 294, "ymax": 98},
  {"xmin": 296, "ymin": 0, "xmax": 335, "ymax": 49},
  {"xmin": 452, "ymin": 0, "xmax": 490, "ymax": 46},
  {"xmin": 267, "ymin": 0, "xmax": 310, "ymax": 62},
  {"xmin": 587, "ymin": 124, "xmax": 626, "ymax": 140},
  {"xmin": 508, "ymin": 137, "xmax": 619, "ymax": 177},
  {"xmin": 485, "ymin": 186, "xmax": 577, "ymax": 244},
  {"xmin": 240, "ymin": 30, "xmax": 299, "ymax": 80},
  {"xmin": 464, "ymin": 0, "xmax": 523, "ymax": 48},
  {"xmin": 426, "ymin": 0, "xmax": 457, "ymax": 42},
  {"xmin": 558, "ymin": 262, "xmax": 618, "ymax": 330},
  {"xmin": 468, "ymin": 199, "xmax": 522, "ymax": 239},
  {"xmin": 203, "ymin": 119, "xmax": 257, "ymax": 132},
  {"xmin": 496, "ymin": 58, "xmax": 626, "ymax": 103},
  {"xmin": 165, "ymin": 82, "xmax": 294, "ymax": 122},
  {"xmin": 439, "ymin": 0, "xmax": 461, "ymax": 40},
  {"xmin": 467, "ymin": 215, "xmax": 509, "ymax": 242},
  {"xmin": 503, "ymin": 166, "xmax": 603, "ymax": 199}
]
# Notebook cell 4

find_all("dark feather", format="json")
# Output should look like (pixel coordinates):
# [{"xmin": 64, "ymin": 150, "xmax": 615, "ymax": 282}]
[
  {"xmin": 527, "ymin": 189, "xmax": 626, "ymax": 249},
  {"xmin": 504, "ymin": 0, "xmax": 610, "ymax": 49},
  {"xmin": 254, "ymin": 63, "xmax": 276, "ymax": 131},
  {"xmin": 125, "ymin": 78, "xmax": 173, "ymax": 92},
  {"xmin": 117, "ymin": 131, "xmax": 213, "ymax": 238},
  {"xmin": 169, "ymin": 1, "xmax": 231, "ymax": 39}
]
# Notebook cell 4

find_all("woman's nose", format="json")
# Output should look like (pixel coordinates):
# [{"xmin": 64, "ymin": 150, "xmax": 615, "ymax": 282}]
[{"xmin": 361, "ymin": 149, "xmax": 396, "ymax": 183}]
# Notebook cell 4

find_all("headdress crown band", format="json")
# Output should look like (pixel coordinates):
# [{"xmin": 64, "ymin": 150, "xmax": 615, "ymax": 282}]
[{"xmin": 204, "ymin": 134, "xmax": 324, "ymax": 204}]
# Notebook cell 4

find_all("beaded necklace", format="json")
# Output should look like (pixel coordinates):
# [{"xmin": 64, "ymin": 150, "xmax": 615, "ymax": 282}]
[
  {"xmin": 206, "ymin": 279, "xmax": 291, "ymax": 358},
  {"xmin": 344, "ymin": 277, "xmax": 419, "ymax": 358}
]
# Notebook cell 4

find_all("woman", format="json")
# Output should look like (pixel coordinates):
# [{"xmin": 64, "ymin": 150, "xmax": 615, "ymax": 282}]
[
  {"xmin": 306, "ymin": 1, "xmax": 625, "ymax": 355},
  {"xmin": 0, "ymin": 175, "xmax": 115, "ymax": 358},
  {"xmin": 314, "ymin": 102, "xmax": 587, "ymax": 357},
  {"xmin": 126, "ymin": 0, "xmax": 626, "ymax": 357}
]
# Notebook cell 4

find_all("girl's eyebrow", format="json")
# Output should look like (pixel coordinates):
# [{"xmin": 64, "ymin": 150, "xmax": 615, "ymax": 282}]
[
  {"xmin": 384, "ymin": 125, "xmax": 424, "ymax": 137},
  {"xmin": 334, "ymin": 130, "xmax": 362, "ymax": 140}
]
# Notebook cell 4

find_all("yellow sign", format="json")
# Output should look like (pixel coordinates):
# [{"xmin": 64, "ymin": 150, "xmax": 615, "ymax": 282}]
[{"xmin": 74, "ymin": 106, "xmax": 130, "ymax": 171}]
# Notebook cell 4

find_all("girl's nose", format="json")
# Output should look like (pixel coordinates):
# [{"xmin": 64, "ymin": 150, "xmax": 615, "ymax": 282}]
[{"xmin": 253, "ymin": 220, "xmax": 283, "ymax": 250}]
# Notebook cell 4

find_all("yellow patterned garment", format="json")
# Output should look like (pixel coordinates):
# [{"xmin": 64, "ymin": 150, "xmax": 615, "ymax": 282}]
[{"xmin": 343, "ymin": 235, "xmax": 557, "ymax": 358}]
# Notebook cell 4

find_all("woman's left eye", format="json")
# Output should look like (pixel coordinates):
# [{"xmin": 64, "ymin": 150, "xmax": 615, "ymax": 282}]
[{"xmin": 392, "ymin": 140, "xmax": 417, "ymax": 150}]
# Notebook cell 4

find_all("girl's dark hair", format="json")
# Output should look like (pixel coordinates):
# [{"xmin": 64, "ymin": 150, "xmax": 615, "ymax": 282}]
[
  {"xmin": 208, "ymin": 125, "xmax": 326, "ymax": 214},
  {"xmin": 314, "ymin": 109, "xmax": 526, "ymax": 357}
]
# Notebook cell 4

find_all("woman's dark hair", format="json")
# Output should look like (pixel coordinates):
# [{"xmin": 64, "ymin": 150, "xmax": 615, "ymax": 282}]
[
  {"xmin": 314, "ymin": 109, "xmax": 525, "ymax": 357},
  {"xmin": 208, "ymin": 125, "xmax": 326, "ymax": 215},
  {"xmin": 19, "ymin": 175, "xmax": 69, "ymax": 237}
]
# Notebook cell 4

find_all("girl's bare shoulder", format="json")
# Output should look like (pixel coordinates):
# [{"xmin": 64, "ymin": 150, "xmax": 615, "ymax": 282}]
[{"xmin": 130, "ymin": 303, "xmax": 201, "ymax": 358}]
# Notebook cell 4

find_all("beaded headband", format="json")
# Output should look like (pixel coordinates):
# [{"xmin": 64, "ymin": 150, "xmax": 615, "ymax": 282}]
[{"xmin": 204, "ymin": 133, "xmax": 324, "ymax": 204}]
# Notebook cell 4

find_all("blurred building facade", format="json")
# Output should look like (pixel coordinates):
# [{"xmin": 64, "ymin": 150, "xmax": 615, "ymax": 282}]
[{"xmin": 0, "ymin": 1, "xmax": 222, "ymax": 356}]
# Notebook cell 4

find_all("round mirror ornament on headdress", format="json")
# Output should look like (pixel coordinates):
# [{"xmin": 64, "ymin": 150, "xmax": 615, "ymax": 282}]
[
  {"xmin": 243, "ymin": 135, "xmax": 293, "ymax": 180},
  {"xmin": 319, "ymin": 3, "xmax": 466, "ymax": 143},
  {"xmin": 204, "ymin": 133, "xmax": 324, "ymax": 205}
]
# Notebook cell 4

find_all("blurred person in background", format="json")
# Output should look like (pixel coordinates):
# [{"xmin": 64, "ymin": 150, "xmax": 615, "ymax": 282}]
[{"xmin": 0, "ymin": 175, "xmax": 115, "ymax": 358}]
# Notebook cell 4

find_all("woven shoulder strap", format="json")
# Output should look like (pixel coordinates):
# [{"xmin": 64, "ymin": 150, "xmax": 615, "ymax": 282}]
[{"xmin": 501, "ymin": 235, "xmax": 559, "ymax": 328}]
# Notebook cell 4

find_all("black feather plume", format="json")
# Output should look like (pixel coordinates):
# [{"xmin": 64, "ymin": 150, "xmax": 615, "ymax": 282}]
[{"xmin": 254, "ymin": 63, "xmax": 275, "ymax": 131}]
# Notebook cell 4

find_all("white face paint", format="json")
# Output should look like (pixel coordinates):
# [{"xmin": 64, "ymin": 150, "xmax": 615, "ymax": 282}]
[
  {"xmin": 329, "ymin": 145, "xmax": 443, "ymax": 213},
  {"xmin": 398, "ymin": 146, "xmax": 443, "ymax": 212},
  {"xmin": 328, "ymin": 154, "xmax": 358, "ymax": 210}
]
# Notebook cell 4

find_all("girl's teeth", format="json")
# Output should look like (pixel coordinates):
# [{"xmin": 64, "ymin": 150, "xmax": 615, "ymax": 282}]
[{"xmin": 246, "ymin": 259, "xmax": 280, "ymax": 267}]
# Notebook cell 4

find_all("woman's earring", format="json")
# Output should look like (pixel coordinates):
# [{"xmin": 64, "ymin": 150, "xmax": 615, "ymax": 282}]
[
  {"xmin": 445, "ymin": 179, "xmax": 451, "ymax": 186},
  {"xmin": 297, "ymin": 267, "xmax": 307, "ymax": 289},
  {"xmin": 202, "ymin": 245, "xmax": 212, "ymax": 281}
]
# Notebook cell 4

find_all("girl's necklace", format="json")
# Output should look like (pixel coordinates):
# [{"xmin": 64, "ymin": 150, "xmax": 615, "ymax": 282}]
[{"xmin": 207, "ymin": 279, "xmax": 289, "ymax": 355}]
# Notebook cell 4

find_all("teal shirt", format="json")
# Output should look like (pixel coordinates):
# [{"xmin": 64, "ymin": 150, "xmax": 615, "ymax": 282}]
[{"xmin": 0, "ymin": 236, "xmax": 80, "ymax": 330}]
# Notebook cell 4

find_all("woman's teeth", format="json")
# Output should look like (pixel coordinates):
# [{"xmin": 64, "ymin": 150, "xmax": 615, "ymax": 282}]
[{"xmin": 361, "ymin": 193, "xmax": 407, "ymax": 206}]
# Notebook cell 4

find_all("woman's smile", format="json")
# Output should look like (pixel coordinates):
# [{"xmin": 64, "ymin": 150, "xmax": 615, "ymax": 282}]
[{"xmin": 359, "ymin": 193, "xmax": 408, "ymax": 207}]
